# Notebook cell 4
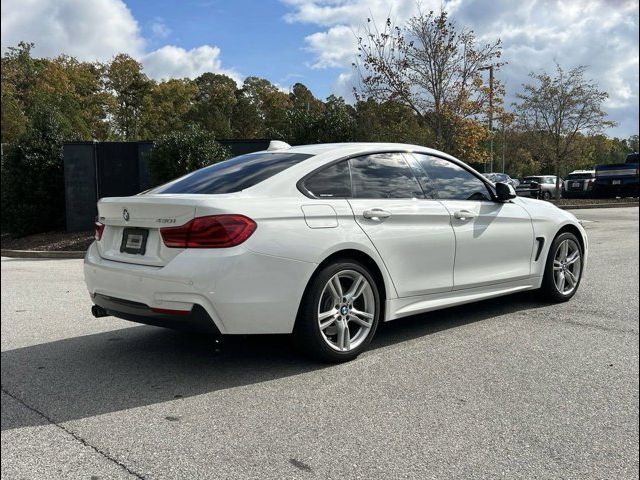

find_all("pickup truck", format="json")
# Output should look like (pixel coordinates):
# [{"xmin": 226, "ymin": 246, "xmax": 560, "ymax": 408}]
[{"xmin": 593, "ymin": 153, "xmax": 639, "ymax": 198}]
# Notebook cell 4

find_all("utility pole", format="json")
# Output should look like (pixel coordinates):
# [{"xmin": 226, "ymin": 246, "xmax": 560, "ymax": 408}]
[
  {"xmin": 502, "ymin": 119, "xmax": 506, "ymax": 173},
  {"xmin": 480, "ymin": 65, "xmax": 495, "ymax": 173},
  {"xmin": 488, "ymin": 65, "xmax": 494, "ymax": 174}
]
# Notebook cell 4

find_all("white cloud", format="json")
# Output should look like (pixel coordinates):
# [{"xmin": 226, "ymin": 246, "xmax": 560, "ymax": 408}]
[
  {"xmin": 142, "ymin": 45, "xmax": 240, "ymax": 82},
  {"xmin": 282, "ymin": 0, "xmax": 420, "ymax": 27},
  {"xmin": 1, "ymin": 0, "xmax": 144, "ymax": 60},
  {"xmin": 282, "ymin": 0, "xmax": 640, "ymax": 137},
  {"xmin": 150, "ymin": 18, "xmax": 171, "ymax": 39},
  {"xmin": 305, "ymin": 25, "xmax": 355, "ymax": 68},
  {"xmin": 1, "ymin": 0, "xmax": 239, "ymax": 81},
  {"xmin": 333, "ymin": 71, "xmax": 355, "ymax": 101}
]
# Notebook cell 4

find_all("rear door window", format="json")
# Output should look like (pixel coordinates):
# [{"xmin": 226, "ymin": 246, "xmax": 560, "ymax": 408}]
[{"xmin": 149, "ymin": 152, "xmax": 313, "ymax": 194}]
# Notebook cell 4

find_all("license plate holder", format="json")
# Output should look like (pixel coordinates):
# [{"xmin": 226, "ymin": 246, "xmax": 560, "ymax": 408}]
[
  {"xmin": 120, "ymin": 228, "xmax": 149, "ymax": 255},
  {"xmin": 612, "ymin": 179, "xmax": 622, "ymax": 185},
  {"xmin": 572, "ymin": 182, "xmax": 580, "ymax": 188}
]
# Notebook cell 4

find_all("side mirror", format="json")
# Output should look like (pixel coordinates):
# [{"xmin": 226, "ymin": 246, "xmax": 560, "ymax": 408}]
[{"xmin": 495, "ymin": 182, "xmax": 517, "ymax": 201}]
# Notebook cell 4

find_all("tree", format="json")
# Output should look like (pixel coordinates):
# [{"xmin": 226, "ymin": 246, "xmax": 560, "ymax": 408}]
[
  {"xmin": 0, "ymin": 107, "xmax": 65, "ymax": 236},
  {"xmin": 514, "ymin": 64, "xmax": 616, "ymax": 198},
  {"xmin": 105, "ymin": 54, "xmax": 152, "ymax": 140},
  {"xmin": 54, "ymin": 55, "xmax": 111, "ymax": 140},
  {"xmin": 286, "ymin": 83, "xmax": 324, "ymax": 144},
  {"xmin": 32, "ymin": 56, "xmax": 108, "ymax": 141},
  {"xmin": 1, "ymin": 43, "xmax": 110, "ymax": 142},
  {"xmin": 189, "ymin": 73, "xmax": 237, "ymax": 137},
  {"xmin": 1, "ymin": 42, "xmax": 42, "ymax": 144},
  {"xmin": 1, "ymin": 82, "xmax": 28, "ymax": 144},
  {"xmin": 354, "ymin": 9, "xmax": 503, "ymax": 159},
  {"xmin": 141, "ymin": 78, "xmax": 197, "ymax": 138},
  {"xmin": 354, "ymin": 98, "xmax": 429, "ymax": 144},
  {"xmin": 317, "ymin": 95, "xmax": 356, "ymax": 143},
  {"xmin": 232, "ymin": 77, "xmax": 290, "ymax": 139},
  {"xmin": 146, "ymin": 125, "xmax": 230, "ymax": 185}
]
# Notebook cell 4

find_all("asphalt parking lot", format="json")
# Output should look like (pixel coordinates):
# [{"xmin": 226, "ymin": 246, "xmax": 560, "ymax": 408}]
[{"xmin": 2, "ymin": 207, "xmax": 638, "ymax": 480}]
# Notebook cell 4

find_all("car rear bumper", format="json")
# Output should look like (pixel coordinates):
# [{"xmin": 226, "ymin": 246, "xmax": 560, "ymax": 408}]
[
  {"xmin": 592, "ymin": 180, "xmax": 639, "ymax": 197},
  {"xmin": 84, "ymin": 242, "xmax": 317, "ymax": 334},
  {"xmin": 516, "ymin": 189, "xmax": 539, "ymax": 198},
  {"xmin": 92, "ymin": 293, "xmax": 221, "ymax": 334},
  {"xmin": 563, "ymin": 190, "xmax": 591, "ymax": 198}
]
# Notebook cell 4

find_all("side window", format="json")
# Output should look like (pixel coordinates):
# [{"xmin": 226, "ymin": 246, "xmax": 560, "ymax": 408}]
[
  {"xmin": 349, "ymin": 153, "xmax": 424, "ymax": 199},
  {"xmin": 303, "ymin": 161, "xmax": 351, "ymax": 198},
  {"xmin": 412, "ymin": 154, "xmax": 492, "ymax": 201}
]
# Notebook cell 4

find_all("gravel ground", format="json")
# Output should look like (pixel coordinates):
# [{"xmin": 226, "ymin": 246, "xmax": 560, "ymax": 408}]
[
  {"xmin": 1, "ymin": 207, "xmax": 638, "ymax": 480},
  {"xmin": 1, "ymin": 231, "xmax": 93, "ymax": 251}
]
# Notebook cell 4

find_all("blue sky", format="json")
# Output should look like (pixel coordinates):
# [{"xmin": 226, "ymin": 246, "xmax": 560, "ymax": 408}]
[
  {"xmin": 127, "ymin": 0, "xmax": 338, "ymax": 95},
  {"xmin": 1, "ymin": 0, "xmax": 639, "ymax": 137}
]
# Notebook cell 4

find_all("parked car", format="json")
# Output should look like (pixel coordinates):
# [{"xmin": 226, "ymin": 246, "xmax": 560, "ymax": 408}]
[
  {"xmin": 563, "ymin": 170, "xmax": 596, "ymax": 198},
  {"xmin": 483, "ymin": 172, "xmax": 520, "ymax": 188},
  {"xmin": 516, "ymin": 175, "xmax": 563, "ymax": 200},
  {"xmin": 592, "ymin": 153, "xmax": 639, "ymax": 198},
  {"xmin": 86, "ymin": 142, "xmax": 588, "ymax": 362}
]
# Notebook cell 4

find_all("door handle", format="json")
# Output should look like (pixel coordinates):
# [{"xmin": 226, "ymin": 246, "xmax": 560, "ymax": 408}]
[
  {"xmin": 453, "ymin": 210, "xmax": 477, "ymax": 220},
  {"xmin": 363, "ymin": 208, "xmax": 391, "ymax": 220}
]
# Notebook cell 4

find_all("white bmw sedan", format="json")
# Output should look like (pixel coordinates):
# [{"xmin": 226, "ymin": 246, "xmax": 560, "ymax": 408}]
[{"xmin": 85, "ymin": 142, "xmax": 587, "ymax": 362}]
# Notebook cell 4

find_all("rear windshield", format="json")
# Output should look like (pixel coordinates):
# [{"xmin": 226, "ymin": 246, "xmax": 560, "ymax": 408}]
[
  {"xmin": 566, "ymin": 173, "xmax": 594, "ymax": 180},
  {"xmin": 521, "ymin": 177, "xmax": 543, "ymax": 183},
  {"xmin": 149, "ymin": 152, "xmax": 312, "ymax": 194}
]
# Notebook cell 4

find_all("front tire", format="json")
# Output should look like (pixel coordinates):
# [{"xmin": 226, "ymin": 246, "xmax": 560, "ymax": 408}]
[
  {"xmin": 540, "ymin": 232, "xmax": 583, "ymax": 302},
  {"xmin": 294, "ymin": 260, "xmax": 381, "ymax": 363}
]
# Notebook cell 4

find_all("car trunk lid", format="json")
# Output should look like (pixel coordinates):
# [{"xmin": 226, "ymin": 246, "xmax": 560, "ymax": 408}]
[{"xmin": 96, "ymin": 195, "xmax": 199, "ymax": 266}]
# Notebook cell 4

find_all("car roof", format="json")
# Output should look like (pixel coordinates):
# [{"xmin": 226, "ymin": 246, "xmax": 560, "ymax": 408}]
[
  {"xmin": 568, "ymin": 170, "xmax": 595, "ymax": 174},
  {"xmin": 274, "ymin": 142, "xmax": 448, "ymax": 157},
  {"xmin": 247, "ymin": 142, "xmax": 481, "ymax": 196}
]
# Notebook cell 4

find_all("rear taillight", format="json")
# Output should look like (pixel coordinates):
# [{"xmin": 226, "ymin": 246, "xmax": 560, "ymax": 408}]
[
  {"xmin": 94, "ymin": 220, "xmax": 105, "ymax": 241},
  {"xmin": 160, "ymin": 215, "xmax": 256, "ymax": 248},
  {"xmin": 587, "ymin": 179, "xmax": 595, "ymax": 190}
]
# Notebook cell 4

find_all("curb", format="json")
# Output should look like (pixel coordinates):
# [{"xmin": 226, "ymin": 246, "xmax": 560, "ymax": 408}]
[
  {"xmin": 558, "ymin": 202, "xmax": 639, "ymax": 210},
  {"xmin": 1, "ymin": 249, "xmax": 86, "ymax": 259}
]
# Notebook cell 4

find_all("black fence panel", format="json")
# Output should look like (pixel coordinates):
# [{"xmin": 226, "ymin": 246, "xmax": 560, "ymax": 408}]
[
  {"xmin": 137, "ymin": 141, "xmax": 154, "ymax": 191},
  {"xmin": 63, "ymin": 143, "xmax": 97, "ymax": 232},
  {"xmin": 96, "ymin": 142, "xmax": 141, "ymax": 198},
  {"xmin": 218, "ymin": 139, "xmax": 271, "ymax": 156}
]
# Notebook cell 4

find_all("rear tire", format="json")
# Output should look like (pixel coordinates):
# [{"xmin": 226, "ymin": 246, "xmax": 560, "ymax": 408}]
[
  {"xmin": 293, "ymin": 260, "xmax": 381, "ymax": 363},
  {"xmin": 540, "ymin": 232, "xmax": 583, "ymax": 302}
]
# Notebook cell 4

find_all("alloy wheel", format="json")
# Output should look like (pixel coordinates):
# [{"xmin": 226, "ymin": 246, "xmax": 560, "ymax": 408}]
[
  {"xmin": 553, "ymin": 239, "xmax": 582, "ymax": 295},
  {"xmin": 317, "ymin": 270, "xmax": 375, "ymax": 352}
]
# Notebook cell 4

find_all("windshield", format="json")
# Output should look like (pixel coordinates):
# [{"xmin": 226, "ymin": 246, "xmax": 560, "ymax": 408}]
[
  {"xmin": 148, "ymin": 152, "xmax": 313, "ymax": 194},
  {"xmin": 566, "ymin": 173, "xmax": 594, "ymax": 180},
  {"xmin": 485, "ymin": 173, "xmax": 508, "ymax": 182}
]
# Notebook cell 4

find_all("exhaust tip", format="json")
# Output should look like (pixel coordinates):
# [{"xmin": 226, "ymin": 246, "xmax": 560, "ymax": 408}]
[{"xmin": 91, "ymin": 305, "xmax": 109, "ymax": 318}]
